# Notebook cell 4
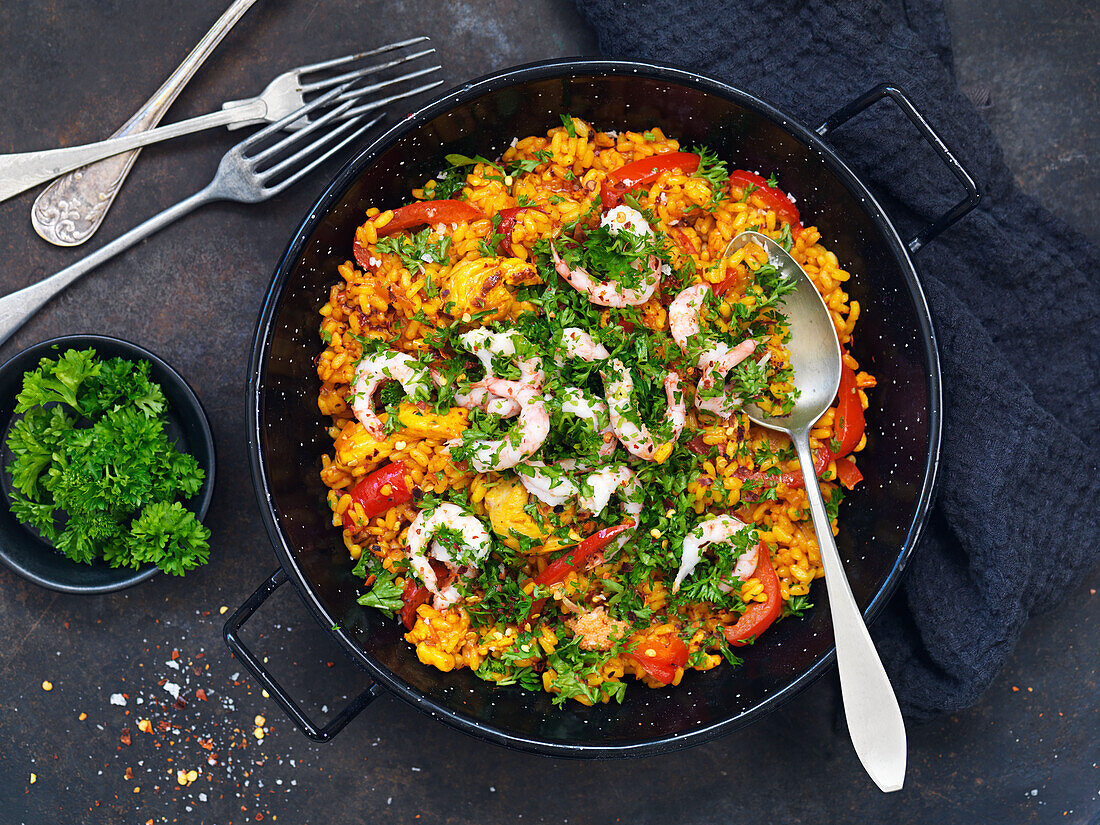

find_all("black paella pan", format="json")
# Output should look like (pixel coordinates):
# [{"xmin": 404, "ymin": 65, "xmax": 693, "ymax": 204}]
[{"xmin": 225, "ymin": 59, "xmax": 978, "ymax": 756}]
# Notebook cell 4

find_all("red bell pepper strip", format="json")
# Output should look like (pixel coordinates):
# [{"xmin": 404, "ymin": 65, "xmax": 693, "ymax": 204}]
[
  {"xmin": 398, "ymin": 578, "xmax": 432, "ymax": 630},
  {"xmin": 832, "ymin": 359, "xmax": 865, "ymax": 458},
  {"xmin": 600, "ymin": 152, "xmax": 701, "ymax": 210},
  {"xmin": 353, "ymin": 238, "xmax": 373, "ymax": 271},
  {"xmin": 724, "ymin": 543, "xmax": 782, "ymax": 647},
  {"xmin": 626, "ymin": 633, "xmax": 689, "ymax": 685},
  {"xmin": 528, "ymin": 522, "xmax": 634, "ymax": 617},
  {"xmin": 833, "ymin": 456, "xmax": 863, "ymax": 490},
  {"xmin": 376, "ymin": 199, "xmax": 483, "ymax": 237},
  {"xmin": 727, "ymin": 169, "xmax": 803, "ymax": 235},
  {"xmin": 495, "ymin": 206, "xmax": 545, "ymax": 254},
  {"xmin": 342, "ymin": 461, "xmax": 413, "ymax": 529},
  {"xmin": 533, "ymin": 523, "xmax": 634, "ymax": 586},
  {"xmin": 398, "ymin": 558, "xmax": 451, "ymax": 629}
]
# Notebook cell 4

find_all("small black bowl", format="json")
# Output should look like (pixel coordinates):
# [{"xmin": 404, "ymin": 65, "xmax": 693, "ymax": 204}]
[{"xmin": 0, "ymin": 335, "xmax": 215, "ymax": 593}]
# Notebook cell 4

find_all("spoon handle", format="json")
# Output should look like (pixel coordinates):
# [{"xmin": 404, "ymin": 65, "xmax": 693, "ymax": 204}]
[{"xmin": 791, "ymin": 431, "xmax": 907, "ymax": 792}]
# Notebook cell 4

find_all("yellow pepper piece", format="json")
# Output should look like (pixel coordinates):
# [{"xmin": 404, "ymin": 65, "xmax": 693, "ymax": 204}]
[{"xmin": 395, "ymin": 403, "xmax": 468, "ymax": 440}]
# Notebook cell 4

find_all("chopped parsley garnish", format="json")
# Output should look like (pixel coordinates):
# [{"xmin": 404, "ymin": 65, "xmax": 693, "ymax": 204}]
[
  {"xmin": 356, "ymin": 567, "xmax": 404, "ymax": 616},
  {"xmin": 781, "ymin": 594, "xmax": 814, "ymax": 619},
  {"xmin": 690, "ymin": 145, "xmax": 730, "ymax": 210},
  {"xmin": 376, "ymin": 227, "xmax": 451, "ymax": 274}
]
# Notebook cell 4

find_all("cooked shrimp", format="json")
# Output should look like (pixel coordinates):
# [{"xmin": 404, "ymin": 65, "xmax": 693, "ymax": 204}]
[
  {"xmin": 580, "ymin": 464, "xmax": 640, "ymax": 518},
  {"xmin": 459, "ymin": 328, "xmax": 544, "ymax": 387},
  {"xmin": 405, "ymin": 503, "xmax": 492, "ymax": 608},
  {"xmin": 560, "ymin": 327, "xmax": 610, "ymax": 362},
  {"xmin": 602, "ymin": 360, "xmax": 685, "ymax": 461},
  {"xmin": 668, "ymin": 283, "xmax": 708, "ymax": 351},
  {"xmin": 559, "ymin": 386, "xmax": 617, "ymax": 456},
  {"xmin": 716, "ymin": 543, "xmax": 761, "ymax": 595},
  {"xmin": 467, "ymin": 378, "xmax": 550, "ymax": 472},
  {"xmin": 694, "ymin": 339, "xmax": 757, "ymax": 417},
  {"xmin": 517, "ymin": 460, "xmax": 578, "ymax": 507},
  {"xmin": 550, "ymin": 243, "xmax": 660, "ymax": 308},
  {"xmin": 453, "ymin": 379, "xmax": 521, "ymax": 418},
  {"xmin": 600, "ymin": 204, "xmax": 654, "ymax": 238},
  {"xmin": 519, "ymin": 459, "xmax": 638, "ymax": 520},
  {"xmin": 672, "ymin": 514, "xmax": 755, "ymax": 592},
  {"xmin": 351, "ymin": 351, "xmax": 431, "ymax": 439},
  {"xmin": 668, "ymin": 284, "xmax": 758, "ymax": 416}
]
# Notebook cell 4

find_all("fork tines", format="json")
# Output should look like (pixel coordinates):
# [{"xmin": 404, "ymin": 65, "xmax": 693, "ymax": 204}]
[
  {"xmin": 237, "ymin": 79, "xmax": 379, "ymax": 193},
  {"xmin": 287, "ymin": 37, "xmax": 443, "ymax": 131}
]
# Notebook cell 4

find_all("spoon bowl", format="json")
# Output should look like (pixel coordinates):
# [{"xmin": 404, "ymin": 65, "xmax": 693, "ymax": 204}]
[
  {"xmin": 727, "ymin": 231, "xmax": 843, "ymax": 434},
  {"xmin": 724, "ymin": 230, "xmax": 907, "ymax": 793}
]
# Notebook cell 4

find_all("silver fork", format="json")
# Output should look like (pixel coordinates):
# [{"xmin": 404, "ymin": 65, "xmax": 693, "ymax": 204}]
[
  {"xmin": 0, "ymin": 82, "xmax": 381, "ymax": 348},
  {"xmin": 0, "ymin": 37, "xmax": 438, "ymax": 204}
]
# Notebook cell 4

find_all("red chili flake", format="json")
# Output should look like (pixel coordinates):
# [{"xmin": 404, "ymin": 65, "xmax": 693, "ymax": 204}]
[
  {"xmin": 174, "ymin": 697, "xmax": 187, "ymax": 709},
  {"xmin": 157, "ymin": 720, "xmax": 170, "ymax": 732},
  {"xmin": 124, "ymin": 767, "xmax": 133, "ymax": 780},
  {"xmin": 171, "ymin": 650, "xmax": 179, "ymax": 660},
  {"xmin": 326, "ymin": 662, "xmax": 334, "ymax": 668},
  {"xmin": 156, "ymin": 679, "xmax": 167, "ymax": 687},
  {"xmin": 195, "ymin": 689, "xmax": 207, "ymax": 702},
  {"xmin": 120, "ymin": 729, "xmax": 131, "ymax": 746}
]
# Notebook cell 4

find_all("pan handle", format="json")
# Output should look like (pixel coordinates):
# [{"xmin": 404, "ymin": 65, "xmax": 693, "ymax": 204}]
[
  {"xmin": 815, "ymin": 84, "xmax": 981, "ymax": 254},
  {"xmin": 224, "ymin": 567, "xmax": 381, "ymax": 742}
]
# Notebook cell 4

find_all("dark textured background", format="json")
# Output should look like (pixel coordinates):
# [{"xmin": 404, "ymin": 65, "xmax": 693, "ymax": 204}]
[{"xmin": 0, "ymin": 1, "xmax": 1095, "ymax": 823}]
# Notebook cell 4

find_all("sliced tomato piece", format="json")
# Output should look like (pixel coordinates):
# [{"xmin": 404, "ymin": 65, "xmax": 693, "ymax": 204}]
[
  {"xmin": 626, "ymin": 633, "xmax": 689, "ymax": 685},
  {"xmin": 495, "ymin": 206, "xmax": 545, "ymax": 254},
  {"xmin": 343, "ymin": 462, "xmax": 413, "ymax": 529},
  {"xmin": 601, "ymin": 152, "xmax": 701, "ymax": 209},
  {"xmin": 528, "ymin": 523, "xmax": 634, "ymax": 617},
  {"xmin": 834, "ymin": 456, "xmax": 863, "ymax": 490},
  {"xmin": 398, "ymin": 578, "xmax": 432, "ymax": 630},
  {"xmin": 727, "ymin": 169, "xmax": 802, "ymax": 235},
  {"xmin": 832, "ymin": 359, "xmax": 865, "ymax": 459},
  {"xmin": 376, "ymin": 199, "xmax": 483, "ymax": 237},
  {"xmin": 724, "ymin": 543, "xmax": 782, "ymax": 647}
]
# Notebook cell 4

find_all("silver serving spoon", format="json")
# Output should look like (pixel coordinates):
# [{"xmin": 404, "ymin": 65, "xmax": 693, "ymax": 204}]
[{"xmin": 725, "ymin": 230, "xmax": 906, "ymax": 792}]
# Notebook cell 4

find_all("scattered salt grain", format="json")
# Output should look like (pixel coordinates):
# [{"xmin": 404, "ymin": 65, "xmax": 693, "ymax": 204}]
[
  {"xmin": 110, "ymin": 694, "xmax": 127, "ymax": 706},
  {"xmin": 165, "ymin": 660, "xmax": 180, "ymax": 670},
  {"xmin": 163, "ymin": 682, "xmax": 181, "ymax": 700}
]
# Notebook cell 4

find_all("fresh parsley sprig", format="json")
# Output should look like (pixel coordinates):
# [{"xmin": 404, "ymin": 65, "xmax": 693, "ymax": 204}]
[{"xmin": 5, "ymin": 349, "xmax": 209, "ymax": 576}]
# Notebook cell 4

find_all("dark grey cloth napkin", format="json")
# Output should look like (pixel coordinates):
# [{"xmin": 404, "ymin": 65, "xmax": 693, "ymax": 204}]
[{"xmin": 575, "ymin": 0, "xmax": 1100, "ymax": 717}]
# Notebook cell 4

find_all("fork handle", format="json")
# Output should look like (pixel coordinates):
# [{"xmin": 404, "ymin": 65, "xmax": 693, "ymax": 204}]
[
  {"xmin": 0, "ymin": 102, "xmax": 265, "ymax": 205},
  {"xmin": 790, "ymin": 429, "xmax": 907, "ymax": 792},
  {"xmin": 0, "ymin": 187, "xmax": 216, "ymax": 349},
  {"xmin": 31, "ymin": 0, "xmax": 261, "ymax": 247}
]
